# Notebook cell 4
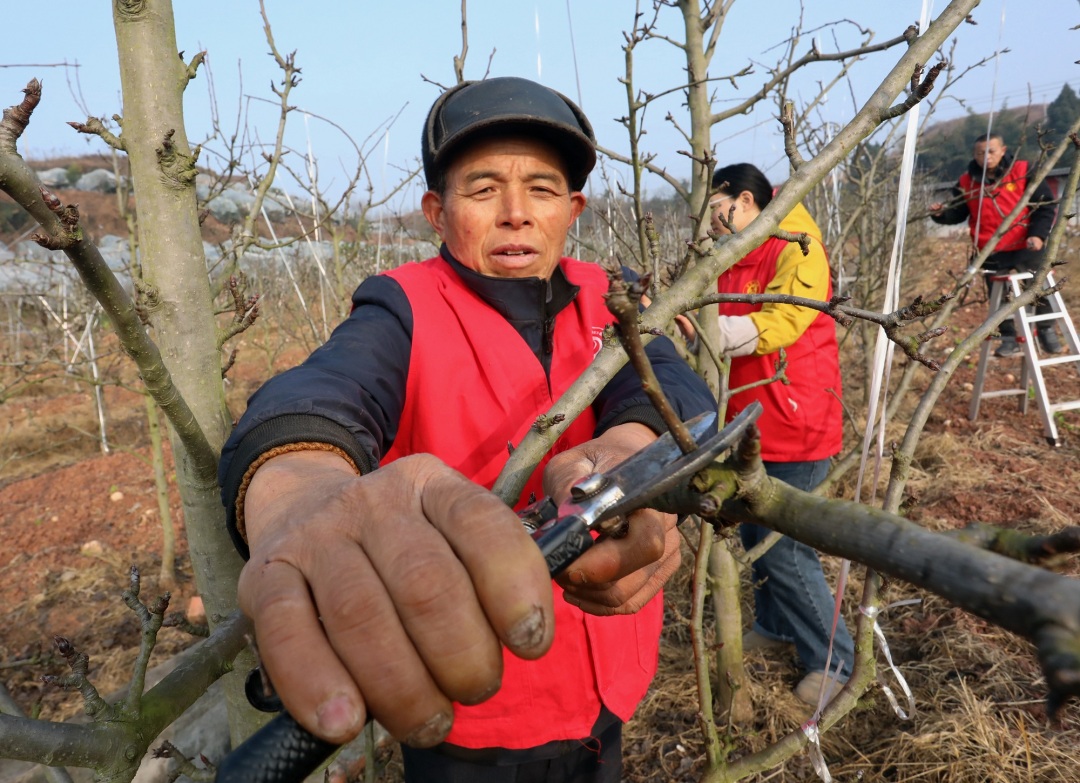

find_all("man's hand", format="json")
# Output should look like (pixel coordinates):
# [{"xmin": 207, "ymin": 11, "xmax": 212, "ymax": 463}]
[
  {"xmin": 542, "ymin": 423, "xmax": 682, "ymax": 616},
  {"xmin": 1027, "ymin": 236, "xmax": 1044, "ymax": 251},
  {"xmin": 929, "ymin": 201, "xmax": 945, "ymax": 215},
  {"xmin": 237, "ymin": 450, "xmax": 555, "ymax": 746}
]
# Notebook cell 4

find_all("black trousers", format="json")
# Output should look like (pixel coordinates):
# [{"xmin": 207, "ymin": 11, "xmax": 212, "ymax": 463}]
[
  {"xmin": 982, "ymin": 247, "xmax": 1052, "ymax": 337},
  {"xmin": 400, "ymin": 713, "xmax": 623, "ymax": 783}
]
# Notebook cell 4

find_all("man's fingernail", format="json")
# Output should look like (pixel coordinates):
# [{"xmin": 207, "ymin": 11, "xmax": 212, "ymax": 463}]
[
  {"xmin": 316, "ymin": 694, "xmax": 361, "ymax": 738},
  {"xmin": 568, "ymin": 569, "xmax": 588, "ymax": 585},
  {"xmin": 461, "ymin": 677, "xmax": 502, "ymax": 706},
  {"xmin": 506, "ymin": 605, "xmax": 547, "ymax": 650},
  {"xmin": 404, "ymin": 711, "xmax": 453, "ymax": 747}
]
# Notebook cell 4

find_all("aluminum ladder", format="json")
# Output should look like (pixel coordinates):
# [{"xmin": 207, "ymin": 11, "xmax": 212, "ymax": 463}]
[{"xmin": 968, "ymin": 270, "xmax": 1080, "ymax": 446}]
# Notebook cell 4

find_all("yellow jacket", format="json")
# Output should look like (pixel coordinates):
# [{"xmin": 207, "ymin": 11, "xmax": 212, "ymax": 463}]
[{"xmin": 741, "ymin": 202, "xmax": 831, "ymax": 355}]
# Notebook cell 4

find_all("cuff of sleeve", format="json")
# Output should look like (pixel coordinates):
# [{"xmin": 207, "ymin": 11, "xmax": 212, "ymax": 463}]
[
  {"xmin": 602, "ymin": 404, "xmax": 669, "ymax": 436},
  {"xmin": 221, "ymin": 415, "xmax": 373, "ymax": 558},
  {"xmin": 720, "ymin": 315, "xmax": 760, "ymax": 357},
  {"xmin": 234, "ymin": 442, "xmax": 360, "ymax": 549}
]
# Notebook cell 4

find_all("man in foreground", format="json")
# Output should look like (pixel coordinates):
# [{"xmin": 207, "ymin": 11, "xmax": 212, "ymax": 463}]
[{"xmin": 219, "ymin": 76, "xmax": 714, "ymax": 782}]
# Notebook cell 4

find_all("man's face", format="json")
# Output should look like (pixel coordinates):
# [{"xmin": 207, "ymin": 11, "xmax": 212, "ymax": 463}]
[
  {"xmin": 973, "ymin": 139, "xmax": 1006, "ymax": 170},
  {"xmin": 421, "ymin": 136, "xmax": 586, "ymax": 279}
]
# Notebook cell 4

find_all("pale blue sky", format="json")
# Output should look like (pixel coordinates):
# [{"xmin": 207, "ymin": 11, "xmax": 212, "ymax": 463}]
[{"xmin": 3, "ymin": 1, "xmax": 1078, "ymax": 209}]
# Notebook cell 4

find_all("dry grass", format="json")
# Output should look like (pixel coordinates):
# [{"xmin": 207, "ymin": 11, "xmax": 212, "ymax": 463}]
[{"xmin": 620, "ymin": 536, "xmax": 1080, "ymax": 783}]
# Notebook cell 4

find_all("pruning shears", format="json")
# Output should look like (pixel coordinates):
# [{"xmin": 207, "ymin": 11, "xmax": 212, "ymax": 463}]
[{"xmin": 214, "ymin": 403, "xmax": 762, "ymax": 783}]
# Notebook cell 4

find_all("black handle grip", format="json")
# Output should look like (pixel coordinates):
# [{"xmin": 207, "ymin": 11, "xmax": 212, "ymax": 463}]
[
  {"xmin": 216, "ymin": 517, "xmax": 593, "ymax": 781},
  {"xmin": 533, "ymin": 514, "xmax": 594, "ymax": 575},
  {"xmin": 215, "ymin": 710, "xmax": 339, "ymax": 783}
]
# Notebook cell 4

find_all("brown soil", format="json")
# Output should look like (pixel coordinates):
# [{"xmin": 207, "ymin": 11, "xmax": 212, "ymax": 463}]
[{"xmin": 1, "ymin": 227, "xmax": 1079, "ymax": 780}]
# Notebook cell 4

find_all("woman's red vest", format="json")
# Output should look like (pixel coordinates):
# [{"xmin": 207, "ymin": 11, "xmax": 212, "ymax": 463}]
[
  {"xmin": 381, "ymin": 256, "xmax": 662, "ymax": 749},
  {"xmin": 719, "ymin": 239, "xmax": 843, "ymax": 462},
  {"xmin": 959, "ymin": 159, "xmax": 1030, "ymax": 252}
]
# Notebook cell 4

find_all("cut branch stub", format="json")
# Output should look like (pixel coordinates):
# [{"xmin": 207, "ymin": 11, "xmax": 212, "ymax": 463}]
[
  {"xmin": 772, "ymin": 228, "xmax": 811, "ymax": 256},
  {"xmin": 0, "ymin": 79, "xmax": 41, "ymax": 153},
  {"xmin": 155, "ymin": 128, "xmax": 198, "ymax": 188}
]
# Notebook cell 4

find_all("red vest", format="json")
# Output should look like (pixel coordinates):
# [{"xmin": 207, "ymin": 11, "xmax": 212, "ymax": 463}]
[
  {"xmin": 959, "ymin": 159, "xmax": 1030, "ymax": 252},
  {"xmin": 382, "ymin": 256, "xmax": 662, "ymax": 749},
  {"xmin": 719, "ymin": 239, "xmax": 843, "ymax": 462}
]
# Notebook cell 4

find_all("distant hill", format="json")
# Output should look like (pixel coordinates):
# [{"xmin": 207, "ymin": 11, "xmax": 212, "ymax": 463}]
[{"xmin": 917, "ymin": 103, "xmax": 1051, "ymax": 180}]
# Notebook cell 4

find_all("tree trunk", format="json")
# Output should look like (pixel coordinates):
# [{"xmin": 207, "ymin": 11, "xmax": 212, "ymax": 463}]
[
  {"xmin": 706, "ymin": 536, "xmax": 753, "ymax": 724},
  {"xmin": 111, "ymin": 0, "xmax": 258, "ymax": 743}
]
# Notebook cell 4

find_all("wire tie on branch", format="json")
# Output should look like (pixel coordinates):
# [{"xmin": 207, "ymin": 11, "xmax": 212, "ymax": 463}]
[
  {"xmin": 800, "ymin": 719, "xmax": 833, "ymax": 783},
  {"xmin": 801, "ymin": 655, "xmax": 845, "ymax": 783},
  {"xmin": 860, "ymin": 601, "xmax": 919, "ymax": 720}
]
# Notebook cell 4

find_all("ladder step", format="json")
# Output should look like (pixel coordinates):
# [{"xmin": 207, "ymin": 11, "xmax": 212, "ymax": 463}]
[
  {"xmin": 979, "ymin": 389, "xmax": 1027, "ymax": 399},
  {"xmin": 1036, "ymin": 354, "xmax": 1080, "ymax": 367},
  {"xmin": 972, "ymin": 271, "xmax": 1078, "ymax": 444}
]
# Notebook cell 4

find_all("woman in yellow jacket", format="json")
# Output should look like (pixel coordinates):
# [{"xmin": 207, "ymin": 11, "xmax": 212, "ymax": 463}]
[{"xmin": 709, "ymin": 163, "xmax": 854, "ymax": 706}]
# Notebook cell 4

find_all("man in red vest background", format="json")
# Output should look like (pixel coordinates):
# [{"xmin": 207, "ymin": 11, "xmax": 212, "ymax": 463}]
[
  {"xmin": 218, "ymin": 77, "xmax": 714, "ymax": 782},
  {"xmin": 930, "ymin": 132, "xmax": 1062, "ymax": 356}
]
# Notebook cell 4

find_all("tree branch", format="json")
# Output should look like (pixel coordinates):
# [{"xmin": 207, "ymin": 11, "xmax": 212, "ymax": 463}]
[
  {"xmin": 688, "ymin": 428, "xmax": 1080, "ymax": 719},
  {"xmin": 67, "ymin": 116, "xmax": 125, "ymax": 151},
  {"xmin": 879, "ymin": 59, "xmax": 947, "ymax": 121},
  {"xmin": 605, "ymin": 268, "xmax": 699, "ymax": 452},
  {"xmin": 493, "ymin": 0, "xmax": 980, "ymax": 505},
  {"xmin": 183, "ymin": 50, "xmax": 207, "ymax": 88},
  {"xmin": 0, "ymin": 611, "xmax": 251, "ymax": 776},
  {"xmin": 709, "ymin": 25, "xmax": 917, "ymax": 125},
  {"xmin": 0, "ymin": 81, "xmax": 219, "ymax": 485}
]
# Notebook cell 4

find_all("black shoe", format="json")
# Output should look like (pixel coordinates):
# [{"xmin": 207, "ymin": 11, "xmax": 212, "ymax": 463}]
[
  {"xmin": 994, "ymin": 336, "xmax": 1022, "ymax": 358},
  {"xmin": 1038, "ymin": 328, "xmax": 1065, "ymax": 355}
]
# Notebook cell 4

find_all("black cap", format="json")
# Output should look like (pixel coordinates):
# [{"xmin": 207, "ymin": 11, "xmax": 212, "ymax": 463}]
[{"xmin": 422, "ymin": 77, "xmax": 596, "ymax": 192}]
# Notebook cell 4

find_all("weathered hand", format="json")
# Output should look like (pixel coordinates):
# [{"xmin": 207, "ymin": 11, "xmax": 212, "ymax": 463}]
[
  {"xmin": 237, "ymin": 450, "xmax": 555, "ymax": 746},
  {"xmin": 542, "ymin": 423, "xmax": 681, "ymax": 615},
  {"xmin": 559, "ymin": 512, "xmax": 682, "ymax": 615}
]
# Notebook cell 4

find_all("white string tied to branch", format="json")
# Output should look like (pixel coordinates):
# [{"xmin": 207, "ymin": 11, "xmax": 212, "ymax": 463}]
[
  {"xmin": 800, "ymin": 720, "xmax": 833, "ymax": 783},
  {"xmin": 861, "ymin": 601, "xmax": 920, "ymax": 720},
  {"xmin": 803, "ymin": 1, "xmax": 939, "ymax": 778}
]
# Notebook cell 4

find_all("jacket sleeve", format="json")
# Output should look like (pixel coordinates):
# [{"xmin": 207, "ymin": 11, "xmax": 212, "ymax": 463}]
[
  {"xmin": 1026, "ymin": 179, "xmax": 1058, "ymax": 241},
  {"xmin": 594, "ymin": 335, "xmax": 716, "ymax": 434},
  {"xmin": 218, "ymin": 275, "xmax": 412, "ymax": 555},
  {"xmin": 746, "ymin": 238, "xmax": 830, "ymax": 355},
  {"xmin": 930, "ymin": 184, "xmax": 971, "ymax": 226}
]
